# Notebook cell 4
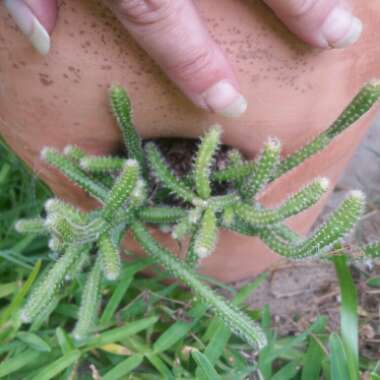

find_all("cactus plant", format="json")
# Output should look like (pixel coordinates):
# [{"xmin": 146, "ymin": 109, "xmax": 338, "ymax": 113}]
[{"xmin": 16, "ymin": 81, "xmax": 380, "ymax": 351}]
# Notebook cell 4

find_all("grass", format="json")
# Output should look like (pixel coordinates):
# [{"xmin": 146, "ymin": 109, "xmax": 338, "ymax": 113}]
[{"xmin": 0, "ymin": 140, "xmax": 379, "ymax": 379}]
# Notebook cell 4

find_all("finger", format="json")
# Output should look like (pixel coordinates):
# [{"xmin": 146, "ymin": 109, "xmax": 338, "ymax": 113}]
[
  {"xmin": 104, "ymin": 0, "xmax": 247, "ymax": 118},
  {"xmin": 4, "ymin": 0, "xmax": 57, "ymax": 55},
  {"xmin": 264, "ymin": 0, "xmax": 363, "ymax": 48}
]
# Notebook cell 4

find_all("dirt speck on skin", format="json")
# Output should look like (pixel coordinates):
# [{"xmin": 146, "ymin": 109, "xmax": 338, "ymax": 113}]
[{"xmin": 38, "ymin": 73, "xmax": 53, "ymax": 86}]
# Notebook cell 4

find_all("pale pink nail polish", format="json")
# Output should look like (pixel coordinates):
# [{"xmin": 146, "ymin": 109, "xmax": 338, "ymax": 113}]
[
  {"xmin": 4, "ymin": 0, "xmax": 50, "ymax": 55},
  {"xmin": 321, "ymin": 6, "xmax": 363, "ymax": 49},
  {"xmin": 202, "ymin": 80, "xmax": 248, "ymax": 118}
]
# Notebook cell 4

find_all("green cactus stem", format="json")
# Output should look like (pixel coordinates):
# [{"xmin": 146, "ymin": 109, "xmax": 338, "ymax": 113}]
[
  {"xmin": 98, "ymin": 233, "xmax": 121, "ymax": 281},
  {"xmin": 146, "ymin": 142, "xmax": 198, "ymax": 204},
  {"xmin": 14, "ymin": 218, "xmax": 46, "ymax": 235},
  {"xmin": 41, "ymin": 148, "xmax": 108, "ymax": 202},
  {"xmin": 80, "ymin": 156, "xmax": 124, "ymax": 173},
  {"xmin": 45, "ymin": 198, "xmax": 88, "ymax": 226},
  {"xmin": 213, "ymin": 81, "xmax": 380, "ymax": 183},
  {"xmin": 243, "ymin": 137, "xmax": 281, "ymax": 199},
  {"xmin": 63, "ymin": 145, "xmax": 86, "ymax": 163},
  {"xmin": 259, "ymin": 190, "xmax": 366, "ymax": 259},
  {"xmin": 235, "ymin": 177, "xmax": 329, "ymax": 227},
  {"xmin": 194, "ymin": 208, "xmax": 218, "ymax": 260},
  {"xmin": 109, "ymin": 86, "xmax": 146, "ymax": 173},
  {"xmin": 172, "ymin": 216, "xmax": 194, "ymax": 241},
  {"xmin": 212, "ymin": 158, "xmax": 256, "ymax": 183},
  {"xmin": 72, "ymin": 258, "xmax": 102, "ymax": 340},
  {"xmin": 48, "ymin": 237, "xmax": 65, "ymax": 252},
  {"xmin": 15, "ymin": 81, "xmax": 380, "ymax": 352},
  {"xmin": 193, "ymin": 126, "xmax": 221, "ymax": 199},
  {"xmin": 362, "ymin": 242, "xmax": 380, "ymax": 258},
  {"xmin": 131, "ymin": 221, "xmax": 267, "ymax": 350},
  {"xmin": 275, "ymin": 80, "xmax": 380, "ymax": 177},
  {"xmin": 65, "ymin": 251, "xmax": 89, "ymax": 281},
  {"xmin": 102, "ymin": 159, "xmax": 139, "ymax": 222},
  {"xmin": 138, "ymin": 207, "xmax": 187, "ymax": 224},
  {"xmin": 270, "ymin": 223, "xmax": 301, "ymax": 244},
  {"xmin": 129, "ymin": 179, "xmax": 147, "ymax": 208},
  {"xmin": 44, "ymin": 214, "xmax": 76, "ymax": 243},
  {"xmin": 21, "ymin": 245, "xmax": 89, "ymax": 323}
]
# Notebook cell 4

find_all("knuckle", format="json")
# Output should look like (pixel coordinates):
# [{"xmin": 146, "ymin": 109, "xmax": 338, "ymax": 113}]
[
  {"xmin": 115, "ymin": 0, "xmax": 180, "ymax": 26},
  {"xmin": 275, "ymin": 0, "xmax": 321, "ymax": 17},
  {"xmin": 167, "ymin": 48, "xmax": 214, "ymax": 82}
]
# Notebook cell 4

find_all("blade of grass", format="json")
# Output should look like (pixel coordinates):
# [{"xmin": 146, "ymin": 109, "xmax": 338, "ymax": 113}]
[
  {"xmin": 0, "ymin": 259, "xmax": 41, "ymax": 325},
  {"xmin": 153, "ymin": 303, "xmax": 207, "ymax": 353},
  {"xmin": 271, "ymin": 360, "xmax": 301, "ymax": 380},
  {"xmin": 30, "ymin": 296, "xmax": 60, "ymax": 331},
  {"xmin": 0, "ymin": 281, "xmax": 18, "ymax": 298},
  {"xmin": 367, "ymin": 277, "xmax": 380, "ymax": 288},
  {"xmin": 55, "ymin": 303, "xmax": 79, "ymax": 319},
  {"xmin": 30, "ymin": 350, "xmax": 81, "ymax": 380},
  {"xmin": 56, "ymin": 327, "xmax": 75, "ymax": 355},
  {"xmin": 258, "ymin": 306, "xmax": 273, "ymax": 379},
  {"xmin": 332, "ymin": 255, "xmax": 359, "ymax": 380},
  {"xmin": 195, "ymin": 274, "xmax": 268, "ymax": 379},
  {"xmin": 0, "ymin": 163, "xmax": 11, "ymax": 185},
  {"xmin": 262, "ymin": 316, "xmax": 325, "ymax": 365},
  {"xmin": 329, "ymin": 333, "xmax": 350, "ymax": 380},
  {"xmin": 192, "ymin": 351, "xmax": 221, "ymax": 380},
  {"xmin": 370, "ymin": 360, "xmax": 380, "ymax": 379},
  {"xmin": 153, "ymin": 321, "xmax": 196, "ymax": 353},
  {"xmin": 301, "ymin": 317, "xmax": 327, "ymax": 380},
  {"xmin": 99, "ymin": 343, "xmax": 131, "ymax": 356},
  {"xmin": 17, "ymin": 331, "xmax": 51, "ymax": 352},
  {"xmin": 203, "ymin": 273, "xmax": 268, "ymax": 342},
  {"xmin": 0, "ymin": 349, "xmax": 41, "ymax": 378},
  {"xmin": 0, "ymin": 341, "xmax": 23, "ymax": 355},
  {"xmin": 124, "ymin": 335, "xmax": 176, "ymax": 379},
  {"xmin": 146, "ymin": 353, "xmax": 175, "ymax": 380},
  {"xmin": 100, "ymin": 259, "xmax": 153, "ymax": 325},
  {"xmin": 81, "ymin": 316, "xmax": 158, "ymax": 349},
  {"xmin": 102, "ymin": 355, "xmax": 143, "ymax": 380}
]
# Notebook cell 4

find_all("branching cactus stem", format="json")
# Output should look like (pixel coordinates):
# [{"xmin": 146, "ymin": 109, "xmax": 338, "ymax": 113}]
[
  {"xmin": 131, "ymin": 221, "xmax": 267, "ymax": 350},
  {"xmin": 193, "ymin": 125, "xmax": 221, "ymax": 199},
  {"xmin": 20, "ymin": 245, "xmax": 89, "ymax": 323},
  {"xmin": 72, "ymin": 258, "xmax": 102, "ymax": 340},
  {"xmin": 98, "ymin": 233, "xmax": 122, "ymax": 281},
  {"xmin": 235, "ymin": 177, "xmax": 329, "ymax": 227},
  {"xmin": 16, "ymin": 81, "xmax": 380, "ymax": 352},
  {"xmin": 102, "ymin": 159, "xmax": 139, "ymax": 222}
]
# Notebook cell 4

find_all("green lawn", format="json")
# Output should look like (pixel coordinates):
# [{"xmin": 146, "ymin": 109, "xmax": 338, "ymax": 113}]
[{"xmin": 0, "ymin": 139, "xmax": 379, "ymax": 379}]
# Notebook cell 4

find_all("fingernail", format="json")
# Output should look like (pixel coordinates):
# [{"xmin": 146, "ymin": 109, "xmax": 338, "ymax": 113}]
[
  {"xmin": 202, "ymin": 80, "xmax": 247, "ymax": 118},
  {"xmin": 4, "ymin": 0, "xmax": 50, "ymax": 55},
  {"xmin": 321, "ymin": 6, "xmax": 362, "ymax": 49}
]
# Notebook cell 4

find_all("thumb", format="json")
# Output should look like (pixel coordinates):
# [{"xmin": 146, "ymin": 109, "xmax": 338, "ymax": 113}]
[
  {"xmin": 264, "ymin": 0, "xmax": 363, "ymax": 48},
  {"xmin": 4, "ymin": 0, "xmax": 57, "ymax": 55}
]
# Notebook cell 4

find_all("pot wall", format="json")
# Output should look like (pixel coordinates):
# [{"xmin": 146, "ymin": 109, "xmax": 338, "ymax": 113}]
[{"xmin": 0, "ymin": 0, "xmax": 379, "ymax": 281}]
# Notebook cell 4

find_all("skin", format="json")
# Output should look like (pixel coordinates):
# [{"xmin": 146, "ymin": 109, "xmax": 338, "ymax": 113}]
[{"xmin": 0, "ymin": 0, "xmax": 379, "ymax": 281}]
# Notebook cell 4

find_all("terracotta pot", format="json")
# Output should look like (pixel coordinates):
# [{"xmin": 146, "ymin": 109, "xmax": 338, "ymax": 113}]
[{"xmin": 0, "ymin": 0, "xmax": 379, "ymax": 282}]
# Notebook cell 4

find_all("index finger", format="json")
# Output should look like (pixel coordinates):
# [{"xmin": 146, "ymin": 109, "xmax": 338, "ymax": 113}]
[{"xmin": 103, "ymin": 0, "xmax": 247, "ymax": 118}]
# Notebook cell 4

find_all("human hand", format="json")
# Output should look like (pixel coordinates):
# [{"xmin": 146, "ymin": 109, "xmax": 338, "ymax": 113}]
[{"xmin": 4, "ymin": 0, "xmax": 362, "ymax": 118}]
